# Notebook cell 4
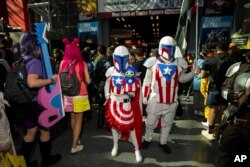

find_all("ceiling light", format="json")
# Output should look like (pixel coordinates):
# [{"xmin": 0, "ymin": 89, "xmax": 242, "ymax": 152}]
[
  {"xmin": 152, "ymin": 23, "xmax": 154, "ymax": 27},
  {"xmin": 153, "ymin": 28, "xmax": 155, "ymax": 31},
  {"xmin": 121, "ymin": 17, "xmax": 125, "ymax": 21},
  {"xmin": 157, "ymin": 28, "xmax": 159, "ymax": 31},
  {"xmin": 128, "ymin": 24, "xmax": 131, "ymax": 27},
  {"xmin": 132, "ymin": 29, "xmax": 135, "ymax": 32},
  {"xmin": 116, "ymin": 18, "xmax": 120, "ymax": 21},
  {"xmin": 124, "ymin": 25, "xmax": 127, "ymax": 28},
  {"xmin": 150, "ymin": 16, "xmax": 153, "ymax": 20},
  {"xmin": 157, "ymin": 23, "xmax": 159, "ymax": 26},
  {"xmin": 156, "ymin": 15, "xmax": 159, "ymax": 20}
]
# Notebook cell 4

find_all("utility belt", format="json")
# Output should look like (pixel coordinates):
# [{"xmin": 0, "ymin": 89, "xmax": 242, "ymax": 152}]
[
  {"xmin": 235, "ymin": 118, "xmax": 250, "ymax": 129},
  {"xmin": 110, "ymin": 94, "xmax": 131, "ymax": 103}
]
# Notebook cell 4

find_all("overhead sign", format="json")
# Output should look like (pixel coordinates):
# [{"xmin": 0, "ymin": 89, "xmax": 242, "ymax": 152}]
[{"xmin": 97, "ymin": 0, "xmax": 183, "ymax": 18}]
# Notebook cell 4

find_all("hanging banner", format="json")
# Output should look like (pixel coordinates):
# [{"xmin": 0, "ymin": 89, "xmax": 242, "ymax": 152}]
[
  {"xmin": 200, "ymin": 16, "xmax": 233, "ymax": 50},
  {"xmin": 78, "ymin": 21, "xmax": 99, "ymax": 44}
]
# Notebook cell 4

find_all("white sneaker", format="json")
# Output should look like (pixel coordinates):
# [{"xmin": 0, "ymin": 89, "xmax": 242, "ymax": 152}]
[
  {"xmin": 71, "ymin": 145, "xmax": 84, "ymax": 154},
  {"xmin": 111, "ymin": 145, "xmax": 118, "ymax": 157},
  {"xmin": 201, "ymin": 121, "xmax": 209, "ymax": 127},
  {"xmin": 201, "ymin": 130, "xmax": 215, "ymax": 140},
  {"xmin": 135, "ymin": 150, "xmax": 142, "ymax": 163}
]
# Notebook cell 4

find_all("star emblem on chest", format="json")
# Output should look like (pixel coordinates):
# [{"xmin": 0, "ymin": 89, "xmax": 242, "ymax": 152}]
[
  {"xmin": 163, "ymin": 67, "xmax": 172, "ymax": 75},
  {"xmin": 115, "ymin": 77, "xmax": 122, "ymax": 85}
]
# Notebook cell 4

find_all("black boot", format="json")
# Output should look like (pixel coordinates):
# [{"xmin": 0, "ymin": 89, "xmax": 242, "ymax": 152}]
[
  {"xmin": 20, "ymin": 141, "xmax": 38, "ymax": 167},
  {"xmin": 39, "ymin": 140, "xmax": 61, "ymax": 167},
  {"xmin": 158, "ymin": 143, "xmax": 172, "ymax": 154},
  {"xmin": 142, "ymin": 141, "xmax": 151, "ymax": 149}
]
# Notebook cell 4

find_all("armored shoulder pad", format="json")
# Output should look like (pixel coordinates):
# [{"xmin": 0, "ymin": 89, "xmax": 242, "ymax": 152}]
[
  {"xmin": 143, "ymin": 57, "xmax": 156, "ymax": 68},
  {"xmin": 174, "ymin": 46, "xmax": 183, "ymax": 58},
  {"xmin": 176, "ymin": 57, "xmax": 188, "ymax": 69},
  {"xmin": 225, "ymin": 62, "xmax": 241, "ymax": 77},
  {"xmin": 105, "ymin": 66, "xmax": 115, "ymax": 77}
]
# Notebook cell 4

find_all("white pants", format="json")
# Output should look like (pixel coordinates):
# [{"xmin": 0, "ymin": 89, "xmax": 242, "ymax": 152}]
[{"xmin": 144, "ymin": 96, "xmax": 178, "ymax": 145}]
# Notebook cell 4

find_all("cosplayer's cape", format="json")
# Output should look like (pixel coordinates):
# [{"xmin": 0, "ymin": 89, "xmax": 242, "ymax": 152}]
[{"xmin": 34, "ymin": 22, "xmax": 64, "ymax": 128}]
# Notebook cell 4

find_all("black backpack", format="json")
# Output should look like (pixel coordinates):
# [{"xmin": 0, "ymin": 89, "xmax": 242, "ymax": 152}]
[
  {"xmin": 4, "ymin": 58, "xmax": 36, "ymax": 106},
  {"xmin": 60, "ymin": 63, "xmax": 81, "ymax": 96}
]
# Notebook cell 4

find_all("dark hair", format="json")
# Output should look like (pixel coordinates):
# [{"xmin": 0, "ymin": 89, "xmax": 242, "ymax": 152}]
[
  {"xmin": 82, "ymin": 50, "xmax": 91, "ymax": 63},
  {"xmin": 134, "ymin": 48, "xmax": 144, "ymax": 57},
  {"xmin": 216, "ymin": 40, "xmax": 230, "ymax": 52},
  {"xmin": 97, "ymin": 45, "xmax": 106, "ymax": 55},
  {"xmin": 20, "ymin": 32, "xmax": 39, "ymax": 56}
]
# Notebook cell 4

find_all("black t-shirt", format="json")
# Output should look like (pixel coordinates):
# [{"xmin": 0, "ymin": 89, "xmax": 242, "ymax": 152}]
[
  {"xmin": 132, "ymin": 58, "xmax": 146, "ymax": 83},
  {"xmin": 202, "ymin": 53, "xmax": 234, "ymax": 91},
  {"xmin": 202, "ymin": 56, "xmax": 220, "ymax": 91}
]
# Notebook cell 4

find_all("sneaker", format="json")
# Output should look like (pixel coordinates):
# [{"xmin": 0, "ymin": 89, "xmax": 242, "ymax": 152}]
[
  {"xmin": 142, "ymin": 141, "xmax": 151, "ymax": 149},
  {"xmin": 201, "ymin": 121, "xmax": 209, "ymax": 127},
  {"xmin": 111, "ymin": 145, "xmax": 118, "ymax": 157},
  {"xmin": 201, "ymin": 130, "xmax": 215, "ymax": 140},
  {"xmin": 158, "ymin": 143, "xmax": 172, "ymax": 154},
  {"xmin": 71, "ymin": 145, "xmax": 84, "ymax": 154},
  {"xmin": 135, "ymin": 150, "xmax": 142, "ymax": 163}
]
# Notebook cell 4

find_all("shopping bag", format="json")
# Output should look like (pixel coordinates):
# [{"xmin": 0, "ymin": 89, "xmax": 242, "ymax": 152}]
[
  {"xmin": 0, "ymin": 152, "xmax": 27, "ymax": 167},
  {"xmin": 7, "ymin": 152, "xmax": 26, "ymax": 167},
  {"xmin": 0, "ymin": 152, "xmax": 11, "ymax": 167}
]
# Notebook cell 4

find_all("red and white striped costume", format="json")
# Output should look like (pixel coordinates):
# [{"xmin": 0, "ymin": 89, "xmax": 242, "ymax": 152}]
[
  {"xmin": 105, "ymin": 66, "xmax": 142, "ymax": 148},
  {"xmin": 143, "ymin": 56, "xmax": 195, "ymax": 145}
]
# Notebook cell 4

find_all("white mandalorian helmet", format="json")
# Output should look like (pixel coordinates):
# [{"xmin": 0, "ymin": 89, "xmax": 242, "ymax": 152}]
[
  {"xmin": 158, "ymin": 36, "xmax": 176, "ymax": 62},
  {"xmin": 113, "ymin": 45, "xmax": 130, "ymax": 73}
]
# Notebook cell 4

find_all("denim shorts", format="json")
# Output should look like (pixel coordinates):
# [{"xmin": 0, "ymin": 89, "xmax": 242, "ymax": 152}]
[{"xmin": 206, "ymin": 91, "xmax": 227, "ymax": 106}]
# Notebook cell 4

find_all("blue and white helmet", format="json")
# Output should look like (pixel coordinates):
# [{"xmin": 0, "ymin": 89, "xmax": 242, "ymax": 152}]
[
  {"xmin": 158, "ymin": 36, "xmax": 176, "ymax": 62},
  {"xmin": 113, "ymin": 45, "xmax": 130, "ymax": 73}
]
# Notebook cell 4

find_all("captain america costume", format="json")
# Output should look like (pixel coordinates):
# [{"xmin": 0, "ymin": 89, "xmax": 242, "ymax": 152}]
[{"xmin": 104, "ymin": 46, "xmax": 143, "ymax": 162}]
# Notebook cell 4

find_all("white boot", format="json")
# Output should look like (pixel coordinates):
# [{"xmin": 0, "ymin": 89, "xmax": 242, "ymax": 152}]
[
  {"xmin": 129, "ymin": 130, "xmax": 142, "ymax": 162},
  {"xmin": 111, "ymin": 128, "xmax": 119, "ymax": 157},
  {"xmin": 111, "ymin": 144, "xmax": 118, "ymax": 157},
  {"xmin": 135, "ymin": 150, "xmax": 142, "ymax": 163}
]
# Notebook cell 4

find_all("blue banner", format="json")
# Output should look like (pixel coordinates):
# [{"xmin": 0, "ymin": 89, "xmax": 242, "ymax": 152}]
[
  {"xmin": 200, "ymin": 16, "xmax": 233, "ymax": 50},
  {"xmin": 78, "ymin": 21, "xmax": 99, "ymax": 44}
]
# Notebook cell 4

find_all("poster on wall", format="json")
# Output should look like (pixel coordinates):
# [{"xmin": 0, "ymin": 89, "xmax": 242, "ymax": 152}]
[
  {"xmin": 203, "ymin": 0, "xmax": 235, "ymax": 15},
  {"xmin": 200, "ymin": 16, "xmax": 233, "ymax": 51},
  {"xmin": 78, "ymin": 21, "xmax": 98, "ymax": 44},
  {"xmin": 231, "ymin": 33, "xmax": 250, "ymax": 50}
]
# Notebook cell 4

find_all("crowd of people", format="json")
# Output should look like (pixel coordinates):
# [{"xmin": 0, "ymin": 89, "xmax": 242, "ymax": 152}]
[{"xmin": 0, "ymin": 31, "xmax": 249, "ymax": 167}]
